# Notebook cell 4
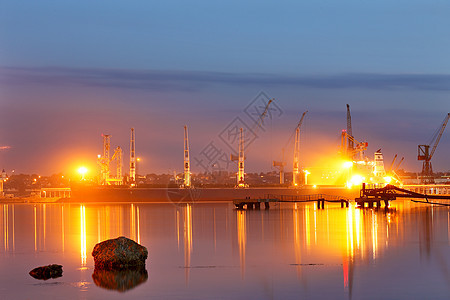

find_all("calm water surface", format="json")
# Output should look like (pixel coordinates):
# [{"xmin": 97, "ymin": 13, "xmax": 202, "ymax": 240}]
[{"xmin": 0, "ymin": 200, "xmax": 449, "ymax": 299}]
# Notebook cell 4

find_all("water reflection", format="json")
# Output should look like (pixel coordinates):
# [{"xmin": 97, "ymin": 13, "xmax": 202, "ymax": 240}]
[
  {"xmin": 92, "ymin": 267, "xmax": 148, "ymax": 292},
  {"xmin": 80, "ymin": 205, "xmax": 87, "ymax": 267},
  {"xmin": 237, "ymin": 210, "xmax": 246, "ymax": 278},
  {"xmin": 0, "ymin": 201, "xmax": 449, "ymax": 298},
  {"xmin": 183, "ymin": 204, "xmax": 193, "ymax": 284}
]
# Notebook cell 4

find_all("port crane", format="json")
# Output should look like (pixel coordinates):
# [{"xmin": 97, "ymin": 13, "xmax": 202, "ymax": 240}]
[
  {"xmin": 418, "ymin": 113, "xmax": 450, "ymax": 184},
  {"xmin": 341, "ymin": 104, "xmax": 367, "ymax": 161},
  {"xmin": 130, "ymin": 128, "xmax": 136, "ymax": 186},
  {"xmin": 230, "ymin": 98, "xmax": 275, "ymax": 187},
  {"xmin": 385, "ymin": 154, "xmax": 404, "ymax": 184},
  {"xmin": 183, "ymin": 125, "xmax": 191, "ymax": 188},
  {"xmin": 273, "ymin": 111, "xmax": 307, "ymax": 186},
  {"xmin": 340, "ymin": 131, "xmax": 368, "ymax": 161}
]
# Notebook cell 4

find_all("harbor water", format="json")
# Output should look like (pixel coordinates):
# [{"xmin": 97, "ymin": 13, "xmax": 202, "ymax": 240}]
[{"xmin": 0, "ymin": 200, "xmax": 449, "ymax": 299}]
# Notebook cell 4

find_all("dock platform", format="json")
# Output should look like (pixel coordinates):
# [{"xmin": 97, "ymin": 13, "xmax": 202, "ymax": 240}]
[{"xmin": 234, "ymin": 194, "xmax": 350, "ymax": 210}]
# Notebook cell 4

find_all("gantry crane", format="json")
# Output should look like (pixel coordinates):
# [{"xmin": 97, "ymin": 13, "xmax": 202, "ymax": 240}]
[{"xmin": 418, "ymin": 113, "xmax": 450, "ymax": 184}]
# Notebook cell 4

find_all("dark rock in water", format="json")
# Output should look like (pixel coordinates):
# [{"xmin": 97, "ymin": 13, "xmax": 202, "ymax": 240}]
[
  {"xmin": 29, "ymin": 264, "xmax": 63, "ymax": 280},
  {"xmin": 92, "ymin": 236, "xmax": 148, "ymax": 269},
  {"xmin": 92, "ymin": 267, "xmax": 148, "ymax": 292}
]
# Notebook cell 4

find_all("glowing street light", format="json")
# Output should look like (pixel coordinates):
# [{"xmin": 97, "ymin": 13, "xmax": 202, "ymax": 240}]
[
  {"xmin": 78, "ymin": 166, "xmax": 88, "ymax": 180},
  {"xmin": 304, "ymin": 170, "xmax": 310, "ymax": 185}
]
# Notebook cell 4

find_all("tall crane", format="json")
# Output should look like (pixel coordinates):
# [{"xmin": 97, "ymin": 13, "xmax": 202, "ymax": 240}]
[
  {"xmin": 237, "ymin": 128, "xmax": 245, "ymax": 187},
  {"xmin": 183, "ymin": 125, "xmax": 191, "ymax": 188},
  {"xmin": 418, "ymin": 113, "xmax": 450, "ymax": 184},
  {"xmin": 231, "ymin": 128, "xmax": 246, "ymax": 187},
  {"xmin": 97, "ymin": 134, "xmax": 111, "ymax": 185},
  {"xmin": 130, "ymin": 128, "xmax": 136, "ymax": 186},
  {"xmin": 273, "ymin": 111, "xmax": 308, "ymax": 186},
  {"xmin": 347, "ymin": 104, "xmax": 354, "ymax": 154},
  {"xmin": 230, "ymin": 98, "xmax": 275, "ymax": 187},
  {"xmin": 340, "ymin": 131, "xmax": 368, "ymax": 161},
  {"xmin": 111, "ymin": 146, "xmax": 123, "ymax": 183},
  {"xmin": 292, "ymin": 111, "xmax": 308, "ymax": 186}
]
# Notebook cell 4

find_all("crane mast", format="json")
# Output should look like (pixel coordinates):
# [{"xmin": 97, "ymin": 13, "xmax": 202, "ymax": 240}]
[
  {"xmin": 292, "ymin": 127, "xmax": 300, "ymax": 186},
  {"xmin": 183, "ymin": 125, "xmax": 191, "ymax": 188},
  {"xmin": 346, "ymin": 104, "xmax": 354, "ymax": 157},
  {"xmin": 418, "ymin": 113, "xmax": 450, "ymax": 184},
  {"xmin": 130, "ymin": 128, "xmax": 136, "ymax": 186},
  {"xmin": 292, "ymin": 111, "xmax": 307, "ymax": 187},
  {"xmin": 237, "ymin": 128, "xmax": 245, "ymax": 187}
]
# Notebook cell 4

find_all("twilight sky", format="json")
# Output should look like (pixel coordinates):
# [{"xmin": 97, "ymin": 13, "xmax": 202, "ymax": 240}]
[{"xmin": 0, "ymin": 0, "xmax": 449, "ymax": 176}]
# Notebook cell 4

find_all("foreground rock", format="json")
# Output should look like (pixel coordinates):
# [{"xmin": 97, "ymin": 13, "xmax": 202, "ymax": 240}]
[
  {"xmin": 92, "ymin": 236, "xmax": 148, "ymax": 269},
  {"xmin": 92, "ymin": 267, "xmax": 148, "ymax": 292},
  {"xmin": 29, "ymin": 264, "xmax": 63, "ymax": 280}
]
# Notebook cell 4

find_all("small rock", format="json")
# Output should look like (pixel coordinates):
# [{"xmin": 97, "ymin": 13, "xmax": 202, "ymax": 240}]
[
  {"xmin": 29, "ymin": 264, "xmax": 63, "ymax": 280},
  {"xmin": 92, "ymin": 236, "xmax": 148, "ymax": 269}
]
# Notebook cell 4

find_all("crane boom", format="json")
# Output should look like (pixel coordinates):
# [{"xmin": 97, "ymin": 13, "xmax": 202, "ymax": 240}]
[
  {"xmin": 251, "ymin": 98, "xmax": 274, "ymax": 132},
  {"xmin": 388, "ymin": 154, "xmax": 397, "ymax": 172},
  {"xmin": 347, "ymin": 104, "xmax": 354, "ymax": 151},
  {"xmin": 429, "ymin": 113, "xmax": 450, "ymax": 159},
  {"xmin": 292, "ymin": 111, "xmax": 308, "ymax": 187}
]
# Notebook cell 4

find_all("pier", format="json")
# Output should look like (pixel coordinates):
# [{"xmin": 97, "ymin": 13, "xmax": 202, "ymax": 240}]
[
  {"xmin": 356, "ymin": 183, "xmax": 450, "ymax": 208},
  {"xmin": 233, "ymin": 194, "xmax": 350, "ymax": 210}
]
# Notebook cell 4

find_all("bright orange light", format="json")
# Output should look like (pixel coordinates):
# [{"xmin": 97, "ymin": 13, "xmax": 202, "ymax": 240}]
[
  {"xmin": 78, "ymin": 166, "xmax": 88, "ymax": 175},
  {"xmin": 384, "ymin": 176, "xmax": 392, "ymax": 184},
  {"xmin": 348, "ymin": 174, "xmax": 364, "ymax": 188},
  {"xmin": 78, "ymin": 167, "xmax": 88, "ymax": 180},
  {"xmin": 342, "ymin": 161, "xmax": 353, "ymax": 169}
]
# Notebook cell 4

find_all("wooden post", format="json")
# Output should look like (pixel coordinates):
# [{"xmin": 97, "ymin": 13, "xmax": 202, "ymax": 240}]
[{"xmin": 265, "ymin": 202, "xmax": 270, "ymax": 209}]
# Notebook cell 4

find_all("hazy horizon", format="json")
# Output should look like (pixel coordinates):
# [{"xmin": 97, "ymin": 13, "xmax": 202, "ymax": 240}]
[{"xmin": 1, "ymin": 1, "xmax": 449, "ymax": 176}]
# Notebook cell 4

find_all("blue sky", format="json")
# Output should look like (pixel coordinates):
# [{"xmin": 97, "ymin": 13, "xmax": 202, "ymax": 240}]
[{"xmin": 0, "ymin": 0, "xmax": 449, "ymax": 175}]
